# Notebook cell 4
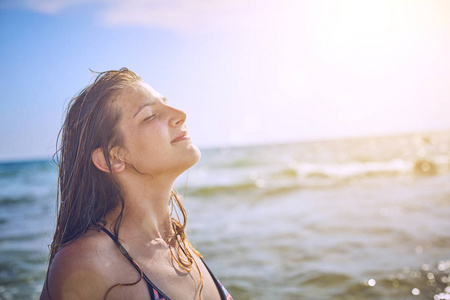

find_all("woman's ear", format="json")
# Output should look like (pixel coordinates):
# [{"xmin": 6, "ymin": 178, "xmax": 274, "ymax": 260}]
[{"xmin": 91, "ymin": 148, "xmax": 125, "ymax": 173}]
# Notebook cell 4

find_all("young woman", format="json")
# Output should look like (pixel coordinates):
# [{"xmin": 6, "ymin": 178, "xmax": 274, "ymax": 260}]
[{"xmin": 40, "ymin": 68, "xmax": 233, "ymax": 300}]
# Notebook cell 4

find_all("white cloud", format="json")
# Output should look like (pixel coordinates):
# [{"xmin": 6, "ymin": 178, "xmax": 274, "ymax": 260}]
[
  {"xmin": 1, "ymin": 0, "xmax": 286, "ymax": 33},
  {"xmin": 5, "ymin": 0, "xmax": 450, "ymax": 37},
  {"xmin": 1, "ymin": 0, "xmax": 104, "ymax": 14},
  {"xmin": 101, "ymin": 0, "xmax": 283, "ymax": 33}
]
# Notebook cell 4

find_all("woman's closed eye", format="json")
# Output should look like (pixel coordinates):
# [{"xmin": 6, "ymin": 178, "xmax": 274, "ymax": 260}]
[{"xmin": 143, "ymin": 114, "xmax": 156, "ymax": 122}]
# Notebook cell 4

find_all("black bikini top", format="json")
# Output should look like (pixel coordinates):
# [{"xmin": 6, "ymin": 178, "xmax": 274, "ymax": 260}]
[{"xmin": 100, "ymin": 227, "xmax": 232, "ymax": 300}]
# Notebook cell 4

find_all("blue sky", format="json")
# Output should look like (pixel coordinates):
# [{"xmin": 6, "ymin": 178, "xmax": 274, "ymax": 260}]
[{"xmin": 1, "ymin": 0, "xmax": 450, "ymax": 161}]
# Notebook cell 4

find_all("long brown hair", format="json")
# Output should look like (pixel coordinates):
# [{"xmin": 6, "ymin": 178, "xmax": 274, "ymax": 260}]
[{"xmin": 47, "ymin": 68, "xmax": 202, "ymax": 297}]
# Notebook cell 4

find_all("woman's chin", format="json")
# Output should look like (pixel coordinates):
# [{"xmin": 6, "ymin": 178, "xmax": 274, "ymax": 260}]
[{"xmin": 185, "ymin": 144, "xmax": 201, "ymax": 167}]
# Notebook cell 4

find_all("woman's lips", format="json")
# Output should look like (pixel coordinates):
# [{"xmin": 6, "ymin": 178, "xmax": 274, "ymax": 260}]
[{"xmin": 171, "ymin": 132, "xmax": 190, "ymax": 143}]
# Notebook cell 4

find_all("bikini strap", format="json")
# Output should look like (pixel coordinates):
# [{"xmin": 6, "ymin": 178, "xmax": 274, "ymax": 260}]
[
  {"xmin": 99, "ymin": 227, "xmax": 170, "ymax": 299},
  {"xmin": 200, "ymin": 258, "xmax": 229, "ymax": 300},
  {"xmin": 99, "ymin": 227, "xmax": 135, "ymax": 262},
  {"xmin": 100, "ymin": 227, "xmax": 230, "ymax": 300}
]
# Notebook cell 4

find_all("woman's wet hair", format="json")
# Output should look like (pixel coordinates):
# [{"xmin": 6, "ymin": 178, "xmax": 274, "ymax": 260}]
[
  {"xmin": 46, "ymin": 68, "xmax": 202, "ymax": 298},
  {"xmin": 49, "ymin": 68, "xmax": 140, "ymax": 263}
]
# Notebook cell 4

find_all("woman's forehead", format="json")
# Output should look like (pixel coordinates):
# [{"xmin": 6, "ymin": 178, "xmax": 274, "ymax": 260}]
[
  {"xmin": 137, "ymin": 81, "xmax": 163, "ymax": 99},
  {"xmin": 116, "ymin": 82, "xmax": 164, "ymax": 116},
  {"xmin": 122, "ymin": 81, "xmax": 160, "ymax": 101}
]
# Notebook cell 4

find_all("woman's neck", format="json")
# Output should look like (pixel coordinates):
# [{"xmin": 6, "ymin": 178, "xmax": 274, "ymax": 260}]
[{"xmin": 107, "ymin": 172, "xmax": 177, "ymax": 242}]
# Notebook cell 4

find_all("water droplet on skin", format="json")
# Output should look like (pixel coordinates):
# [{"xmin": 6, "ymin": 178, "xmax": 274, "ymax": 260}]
[
  {"xmin": 422, "ymin": 162, "xmax": 431, "ymax": 172},
  {"xmin": 368, "ymin": 279, "xmax": 376, "ymax": 286},
  {"xmin": 417, "ymin": 148, "xmax": 426, "ymax": 157},
  {"xmin": 412, "ymin": 288, "xmax": 420, "ymax": 295}
]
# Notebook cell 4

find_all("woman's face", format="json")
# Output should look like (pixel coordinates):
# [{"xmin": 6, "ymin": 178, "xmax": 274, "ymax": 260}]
[{"xmin": 115, "ymin": 81, "xmax": 200, "ymax": 178}]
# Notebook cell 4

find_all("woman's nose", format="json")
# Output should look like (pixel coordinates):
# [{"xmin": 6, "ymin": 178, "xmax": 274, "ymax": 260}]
[{"xmin": 169, "ymin": 107, "xmax": 186, "ymax": 127}]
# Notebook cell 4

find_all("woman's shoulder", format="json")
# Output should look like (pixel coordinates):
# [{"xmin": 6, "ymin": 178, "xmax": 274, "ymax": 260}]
[
  {"xmin": 45, "ymin": 229, "xmax": 122, "ymax": 299},
  {"xmin": 53, "ymin": 228, "xmax": 116, "ymax": 269}
]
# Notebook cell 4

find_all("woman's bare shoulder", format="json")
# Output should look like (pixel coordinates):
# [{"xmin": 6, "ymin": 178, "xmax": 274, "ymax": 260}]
[{"xmin": 44, "ymin": 229, "xmax": 120, "ymax": 299}]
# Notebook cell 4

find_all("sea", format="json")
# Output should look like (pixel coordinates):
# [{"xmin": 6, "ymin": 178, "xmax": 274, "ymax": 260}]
[{"xmin": 0, "ymin": 131, "xmax": 449, "ymax": 300}]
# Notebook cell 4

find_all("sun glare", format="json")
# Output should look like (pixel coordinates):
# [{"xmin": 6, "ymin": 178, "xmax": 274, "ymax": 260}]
[{"xmin": 263, "ymin": 0, "xmax": 450, "ymax": 141}]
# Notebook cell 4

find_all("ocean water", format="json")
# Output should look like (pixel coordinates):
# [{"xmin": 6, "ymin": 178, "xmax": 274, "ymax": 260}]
[{"xmin": 1, "ymin": 132, "xmax": 450, "ymax": 300}]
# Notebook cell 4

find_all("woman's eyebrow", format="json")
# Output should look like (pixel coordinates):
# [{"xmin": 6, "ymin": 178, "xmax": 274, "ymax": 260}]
[
  {"xmin": 133, "ymin": 102, "xmax": 155, "ymax": 119},
  {"xmin": 132, "ymin": 97, "xmax": 167, "ymax": 119}
]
